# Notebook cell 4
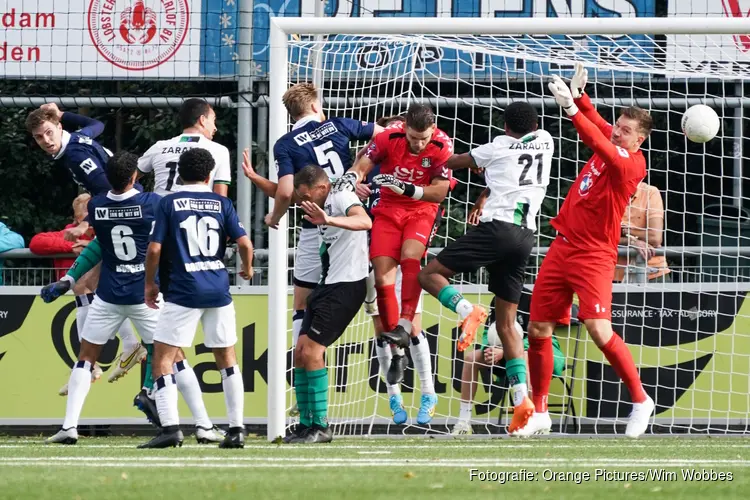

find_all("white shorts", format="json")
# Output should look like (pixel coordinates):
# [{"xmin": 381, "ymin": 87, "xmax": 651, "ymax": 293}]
[
  {"xmin": 293, "ymin": 227, "xmax": 322, "ymax": 288},
  {"xmin": 366, "ymin": 266, "xmax": 423, "ymax": 317},
  {"xmin": 81, "ymin": 298, "xmax": 159, "ymax": 345},
  {"xmin": 154, "ymin": 302, "xmax": 237, "ymax": 348}
]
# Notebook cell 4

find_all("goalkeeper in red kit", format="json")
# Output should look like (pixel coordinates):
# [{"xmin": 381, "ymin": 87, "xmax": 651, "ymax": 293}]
[
  {"xmin": 515, "ymin": 63, "xmax": 656, "ymax": 438},
  {"xmin": 337, "ymin": 104, "xmax": 485, "ymax": 424}
]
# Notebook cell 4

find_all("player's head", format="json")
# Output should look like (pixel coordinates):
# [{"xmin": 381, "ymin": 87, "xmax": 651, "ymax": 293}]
[
  {"xmin": 404, "ymin": 104, "xmax": 436, "ymax": 154},
  {"xmin": 72, "ymin": 194, "xmax": 91, "ymax": 224},
  {"xmin": 377, "ymin": 115, "xmax": 405, "ymax": 128},
  {"xmin": 283, "ymin": 83, "xmax": 323, "ymax": 122},
  {"xmin": 612, "ymin": 106, "xmax": 653, "ymax": 152},
  {"xmin": 178, "ymin": 148, "xmax": 215, "ymax": 184},
  {"xmin": 180, "ymin": 98, "xmax": 217, "ymax": 140},
  {"xmin": 503, "ymin": 102, "xmax": 539, "ymax": 137},
  {"xmin": 106, "ymin": 151, "xmax": 139, "ymax": 193},
  {"xmin": 293, "ymin": 165, "xmax": 330, "ymax": 207},
  {"xmin": 26, "ymin": 108, "xmax": 64, "ymax": 156}
]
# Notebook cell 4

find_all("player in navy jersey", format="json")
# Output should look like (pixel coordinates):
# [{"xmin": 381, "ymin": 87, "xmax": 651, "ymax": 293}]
[
  {"xmin": 30, "ymin": 103, "xmax": 146, "ymax": 398},
  {"xmin": 46, "ymin": 152, "xmax": 162, "ymax": 445},
  {"xmin": 263, "ymin": 83, "xmax": 383, "ymax": 348},
  {"xmin": 26, "ymin": 103, "xmax": 112, "ymax": 196},
  {"xmin": 141, "ymin": 148, "xmax": 254, "ymax": 449}
]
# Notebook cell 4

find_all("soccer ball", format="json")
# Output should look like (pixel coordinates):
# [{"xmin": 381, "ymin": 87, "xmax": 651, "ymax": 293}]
[
  {"xmin": 681, "ymin": 104, "xmax": 720, "ymax": 143},
  {"xmin": 486, "ymin": 321, "xmax": 524, "ymax": 347}
]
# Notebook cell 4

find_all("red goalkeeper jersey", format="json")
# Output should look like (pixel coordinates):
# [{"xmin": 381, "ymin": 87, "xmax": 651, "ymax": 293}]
[
  {"xmin": 551, "ymin": 94, "xmax": 646, "ymax": 260},
  {"xmin": 364, "ymin": 122, "xmax": 453, "ymax": 210}
]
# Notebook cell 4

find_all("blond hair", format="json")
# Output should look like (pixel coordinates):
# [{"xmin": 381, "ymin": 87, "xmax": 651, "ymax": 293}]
[
  {"xmin": 72, "ymin": 193, "xmax": 91, "ymax": 223},
  {"xmin": 282, "ymin": 83, "xmax": 319, "ymax": 120}
]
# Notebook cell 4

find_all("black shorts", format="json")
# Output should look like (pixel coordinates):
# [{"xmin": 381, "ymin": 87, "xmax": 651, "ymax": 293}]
[
  {"xmin": 300, "ymin": 279, "xmax": 367, "ymax": 347},
  {"xmin": 436, "ymin": 220, "xmax": 534, "ymax": 304}
]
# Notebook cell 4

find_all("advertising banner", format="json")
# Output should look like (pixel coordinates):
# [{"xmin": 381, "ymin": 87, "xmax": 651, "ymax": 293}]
[
  {"xmin": 667, "ymin": 0, "xmax": 750, "ymax": 76},
  {"xmin": 0, "ymin": 0, "xmax": 238, "ymax": 78},
  {"xmin": 1, "ymin": 288, "xmax": 748, "ymax": 425},
  {"xmin": 252, "ymin": 0, "xmax": 657, "ymax": 78}
]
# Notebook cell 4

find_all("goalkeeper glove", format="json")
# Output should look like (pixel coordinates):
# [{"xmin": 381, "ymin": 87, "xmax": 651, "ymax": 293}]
[
  {"xmin": 372, "ymin": 174, "xmax": 424, "ymax": 200},
  {"xmin": 331, "ymin": 172, "xmax": 358, "ymax": 193},
  {"xmin": 569, "ymin": 62, "xmax": 588, "ymax": 99},
  {"xmin": 548, "ymin": 75, "xmax": 579, "ymax": 117},
  {"xmin": 41, "ymin": 279, "xmax": 72, "ymax": 303}
]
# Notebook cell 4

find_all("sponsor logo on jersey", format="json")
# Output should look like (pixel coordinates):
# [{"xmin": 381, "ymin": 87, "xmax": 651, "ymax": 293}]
[
  {"xmin": 578, "ymin": 173, "xmax": 593, "ymax": 196},
  {"xmin": 88, "ymin": 0, "xmax": 189, "ymax": 71},
  {"xmin": 174, "ymin": 198, "xmax": 221, "ymax": 213},
  {"xmin": 95, "ymin": 206, "xmax": 143, "ymax": 220},
  {"xmin": 179, "ymin": 136, "xmax": 201, "ymax": 143},
  {"xmin": 293, "ymin": 122, "xmax": 338, "ymax": 146}
]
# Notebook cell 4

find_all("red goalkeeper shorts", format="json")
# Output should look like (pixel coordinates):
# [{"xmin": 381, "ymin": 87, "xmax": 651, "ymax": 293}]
[
  {"xmin": 370, "ymin": 204, "xmax": 440, "ymax": 261},
  {"xmin": 529, "ymin": 235, "xmax": 616, "ymax": 324}
]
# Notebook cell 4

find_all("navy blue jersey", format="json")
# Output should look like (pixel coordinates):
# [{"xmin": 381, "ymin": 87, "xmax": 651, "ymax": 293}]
[
  {"xmin": 89, "ymin": 190, "xmax": 162, "ymax": 305},
  {"xmin": 273, "ymin": 117, "xmax": 374, "ymax": 180},
  {"xmin": 53, "ymin": 113, "xmax": 112, "ymax": 196},
  {"xmin": 150, "ymin": 185, "xmax": 246, "ymax": 309},
  {"xmin": 364, "ymin": 164, "xmax": 382, "ymax": 220}
]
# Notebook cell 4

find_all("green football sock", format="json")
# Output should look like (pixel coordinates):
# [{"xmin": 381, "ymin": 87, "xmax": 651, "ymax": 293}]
[
  {"xmin": 294, "ymin": 368, "xmax": 311, "ymax": 427},
  {"xmin": 307, "ymin": 368, "xmax": 329, "ymax": 428},
  {"xmin": 67, "ymin": 238, "xmax": 102, "ymax": 281},
  {"xmin": 436, "ymin": 285, "xmax": 465, "ymax": 313},
  {"xmin": 505, "ymin": 357, "xmax": 527, "ymax": 387},
  {"xmin": 142, "ymin": 343, "xmax": 154, "ymax": 391}
]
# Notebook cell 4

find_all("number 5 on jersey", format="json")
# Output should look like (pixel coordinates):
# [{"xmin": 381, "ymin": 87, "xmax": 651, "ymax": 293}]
[{"xmin": 314, "ymin": 141, "xmax": 344, "ymax": 176}]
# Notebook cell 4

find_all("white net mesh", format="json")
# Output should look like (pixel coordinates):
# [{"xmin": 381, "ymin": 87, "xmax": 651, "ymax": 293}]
[{"xmin": 282, "ymin": 30, "xmax": 750, "ymax": 435}]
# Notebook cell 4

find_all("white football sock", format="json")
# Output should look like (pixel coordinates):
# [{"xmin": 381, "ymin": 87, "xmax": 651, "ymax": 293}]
[
  {"xmin": 75, "ymin": 304, "xmax": 89, "ymax": 342},
  {"xmin": 155, "ymin": 374, "xmax": 179, "ymax": 427},
  {"xmin": 221, "ymin": 365, "xmax": 245, "ymax": 428},
  {"xmin": 375, "ymin": 339, "xmax": 400, "ymax": 396},
  {"xmin": 63, "ymin": 361, "xmax": 93, "ymax": 429},
  {"xmin": 117, "ymin": 320, "xmax": 140, "ymax": 353},
  {"xmin": 459, "ymin": 401, "xmax": 473, "ymax": 422},
  {"xmin": 410, "ymin": 332, "xmax": 434, "ymax": 395},
  {"xmin": 512, "ymin": 383, "xmax": 529, "ymax": 407},
  {"xmin": 390, "ymin": 344, "xmax": 405, "ymax": 357},
  {"xmin": 174, "ymin": 360, "xmax": 212, "ymax": 429},
  {"xmin": 456, "ymin": 299, "xmax": 474, "ymax": 320}
]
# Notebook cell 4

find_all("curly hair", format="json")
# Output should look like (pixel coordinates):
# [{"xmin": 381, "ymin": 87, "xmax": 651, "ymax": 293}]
[
  {"xmin": 106, "ymin": 152, "xmax": 139, "ymax": 191},
  {"xmin": 178, "ymin": 148, "xmax": 215, "ymax": 183}
]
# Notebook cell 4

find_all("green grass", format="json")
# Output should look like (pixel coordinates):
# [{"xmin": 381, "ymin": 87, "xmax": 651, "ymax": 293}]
[{"xmin": 1, "ymin": 435, "xmax": 748, "ymax": 499}]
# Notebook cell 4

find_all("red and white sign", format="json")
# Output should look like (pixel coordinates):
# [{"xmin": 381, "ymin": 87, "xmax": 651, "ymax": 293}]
[
  {"xmin": 0, "ymin": 0, "xmax": 201, "ymax": 78},
  {"xmin": 667, "ymin": 0, "xmax": 750, "ymax": 77}
]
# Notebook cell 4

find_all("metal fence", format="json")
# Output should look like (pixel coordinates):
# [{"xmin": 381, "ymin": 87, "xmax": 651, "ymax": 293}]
[{"xmin": 3, "ymin": 246, "xmax": 749, "ymax": 288}]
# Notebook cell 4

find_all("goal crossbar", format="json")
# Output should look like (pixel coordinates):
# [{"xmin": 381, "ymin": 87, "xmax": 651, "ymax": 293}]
[{"xmin": 265, "ymin": 16, "xmax": 750, "ymax": 442}]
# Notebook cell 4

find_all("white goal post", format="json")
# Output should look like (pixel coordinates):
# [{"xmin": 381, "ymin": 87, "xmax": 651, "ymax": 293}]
[{"xmin": 266, "ymin": 17, "xmax": 750, "ymax": 441}]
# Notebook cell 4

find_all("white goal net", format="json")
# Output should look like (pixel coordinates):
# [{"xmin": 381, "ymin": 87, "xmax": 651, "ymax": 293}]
[{"xmin": 267, "ymin": 18, "xmax": 750, "ymax": 438}]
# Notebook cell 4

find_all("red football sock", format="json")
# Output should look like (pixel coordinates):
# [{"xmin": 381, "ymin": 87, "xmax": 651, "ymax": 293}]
[
  {"xmin": 600, "ymin": 333, "xmax": 647, "ymax": 403},
  {"xmin": 528, "ymin": 336, "xmax": 553, "ymax": 413},
  {"xmin": 399, "ymin": 258, "xmax": 422, "ymax": 322},
  {"xmin": 376, "ymin": 284, "xmax": 399, "ymax": 332}
]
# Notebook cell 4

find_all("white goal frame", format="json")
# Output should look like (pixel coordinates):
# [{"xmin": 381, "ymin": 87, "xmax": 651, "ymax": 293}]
[{"xmin": 265, "ymin": 16, "xmax": 748, "ymax": 442}]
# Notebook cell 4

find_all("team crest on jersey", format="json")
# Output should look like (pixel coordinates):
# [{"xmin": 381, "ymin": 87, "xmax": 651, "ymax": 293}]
[
  {"xmin": 579, "ymin": 173, "xmax": 594, "ymax": 196},
  {"xmin": 421, "ymin": 158, "xmax": 431, "ymax": 169}
]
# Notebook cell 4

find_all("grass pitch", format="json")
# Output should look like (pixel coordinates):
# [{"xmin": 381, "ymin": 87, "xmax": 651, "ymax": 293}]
[{"xmin": 0, "ymin": 435, "xmax": 748, "ymax": 499}]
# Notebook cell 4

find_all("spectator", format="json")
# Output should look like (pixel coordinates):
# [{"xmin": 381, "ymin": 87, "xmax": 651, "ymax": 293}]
[
  {"xmin": 30, "ymin": 194, "xmax": 94, "ymax": 281},
  {"xmin": 0, "ymin": 219, "xmax": 25, "ymax": 285},
  {"xmin": 616, "ymin": 181, "xmax": 671, "ymax": 282}
]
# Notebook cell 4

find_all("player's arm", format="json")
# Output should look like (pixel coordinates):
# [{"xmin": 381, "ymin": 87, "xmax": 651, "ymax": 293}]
[
  {"xmin": 301, "ymin": 196, "xmax": 372, "ymax": 231},
  {"xmin": 212, "ymin": 147, "xmax": 232, "ymax": 197},
  {"xmin": 334, "ymin": 132, "xmax": 388, "ymax": 191},
  {"xmin": 241, "ymin": 148, "xmax": 280, "ymax": 198},
  {"xmin": 137, "ymin": 143, "xmax": 159, "ymax": 179},
  {"xmin": 144, "ymin": 242, "xmax": 162, "ymax": 309},
  {"xmin": 60, "ymin": 111, "xmax": 105, "ymax": 139},
  {"xmin": 568, "ymin": 62, "xmax": 613, "ymax": 137},
  {"xmin": 446, "ymin": 153, "xmax": 476, "ymax": 170},
  {"xmin": 265, "ymin": 142, "xmax": 296, "ymax": 228},
  {"xmin": 224, "ymin": 199, "xmax": 254, "ymax": 279}
]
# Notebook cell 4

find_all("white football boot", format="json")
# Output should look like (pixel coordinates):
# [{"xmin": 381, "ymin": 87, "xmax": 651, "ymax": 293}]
[
  {"xmin": 46, "ymin": 427, "xmax": 78, "ymax": 445},
  {"xmin": 108, "ymin": 344, "xmax": 147, "ymax": 383},
  {"xmin": 625, "ymin": 396, "xmax": 655, "ymax": 438},
  {"xmin": 195, "ymin": 426, "xmax": 227, "ymax": 444},
  {"xmin": 450, "ymin": 420, "xmax": 473, "ymax": 436},
  {"xmin": 510, "ymin": 411, "xmax": 552, "ymax": 437}
]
